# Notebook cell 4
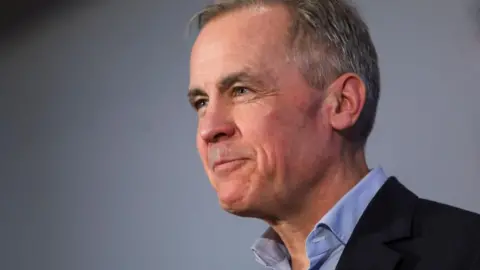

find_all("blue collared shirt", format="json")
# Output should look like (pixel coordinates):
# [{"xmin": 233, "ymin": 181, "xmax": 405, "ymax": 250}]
[{"xmin": 251, "ymin": 167, "xmax": 388, "ymax": 270}]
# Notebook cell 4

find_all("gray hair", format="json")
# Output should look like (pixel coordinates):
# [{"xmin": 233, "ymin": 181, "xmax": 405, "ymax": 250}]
[{"xmin": 191, "ymin": 0, "xmax": 380, "ymax": 145}]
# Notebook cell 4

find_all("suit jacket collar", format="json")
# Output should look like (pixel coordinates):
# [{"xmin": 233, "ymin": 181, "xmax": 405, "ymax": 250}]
[{"xmin": 335, "ymin": 177, "xmax": 419, "ymax": 270}]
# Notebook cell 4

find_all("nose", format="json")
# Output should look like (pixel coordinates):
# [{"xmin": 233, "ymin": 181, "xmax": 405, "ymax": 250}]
[{"xmin": 198, "ymin": 110, "xmax": 236, "ymax": 144}]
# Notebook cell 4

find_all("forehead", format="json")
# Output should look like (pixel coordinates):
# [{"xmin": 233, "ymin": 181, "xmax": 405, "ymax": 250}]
[{"xmin": 189, "ymin": 4, "xmax": 292, "ymax": 89}]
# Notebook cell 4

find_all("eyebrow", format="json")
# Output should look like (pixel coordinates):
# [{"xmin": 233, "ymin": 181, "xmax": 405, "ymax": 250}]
[
  {"xmin": 187, "ymin": 69, "xmax": 274, "ymax": 105},
  {"xmin": 187, "ymin": 88, "xmax": 207, "ymax": 106},
  {"xmin": 217, "ymin": 71, "xmax": 263, "ymax": 91}
]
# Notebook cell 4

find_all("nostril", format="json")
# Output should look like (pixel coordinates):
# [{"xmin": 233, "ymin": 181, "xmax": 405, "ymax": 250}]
[{"xmin": 212, "ymin": 132, "xmax": 228, "ymax": 143}]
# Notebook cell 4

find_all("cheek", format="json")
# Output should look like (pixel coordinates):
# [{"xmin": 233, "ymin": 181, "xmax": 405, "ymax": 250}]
[
  {"xmin": 235, "ymin": 100, "xmax": 294, "ymax": 134},
  {"xmin": 246, "ymin": 103, "xmax": 303, "ymax": 140},
  {"xmin": 235, "ymin": 102, "xmax": 284, "ymax": 144},
  {"xmin": 235, "ymin": 103, "xmax": 299, "ymax": 169}
]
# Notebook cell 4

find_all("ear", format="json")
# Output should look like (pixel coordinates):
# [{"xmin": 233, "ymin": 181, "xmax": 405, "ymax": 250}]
[{"xmin": 322, "ymin": 73, "xmax": 366, "ymax": 131}]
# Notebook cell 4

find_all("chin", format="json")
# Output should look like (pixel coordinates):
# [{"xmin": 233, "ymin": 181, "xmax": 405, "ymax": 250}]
[
  {"xmin": 222, "ymin": 204, "xmax": 264, "ymax": 218},
  {"xmin": 212, "ymin": 171, "xmax": 266, "ymax": 218},
  {"xmin": 219, "ymin": 200, "xmax": 252, "ymax": 217},
  {"xmin": 217, "ymin": 192, "xmax": 270, "ymax": 219},
  {"xmin": 222, "ymin": 203, "xmax": 275, "ymax": 221},
  {"xmin": 216, "ymin": 185, "xmax": 256, "ymax": 217}
]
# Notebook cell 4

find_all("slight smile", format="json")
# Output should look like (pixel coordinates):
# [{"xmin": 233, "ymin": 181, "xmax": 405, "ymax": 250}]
[{"xmin": 212, "ymin": 159, "xmax": 249, "ymax": 175}]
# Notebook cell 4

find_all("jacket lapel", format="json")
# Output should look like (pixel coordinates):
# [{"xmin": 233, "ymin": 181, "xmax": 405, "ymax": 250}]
[{"xmin": 335, "ymin": 177, "xmax": 419, "ymax": 270}]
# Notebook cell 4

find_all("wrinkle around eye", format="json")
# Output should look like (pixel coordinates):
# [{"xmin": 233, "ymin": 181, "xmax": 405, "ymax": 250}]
[
  {"xmin": 232, "ymin": 86, "xmax": 251, "ymax": 96},
  {"xmin": 238, "ymin": 86, "xmax": 279, "ymax": 103}
]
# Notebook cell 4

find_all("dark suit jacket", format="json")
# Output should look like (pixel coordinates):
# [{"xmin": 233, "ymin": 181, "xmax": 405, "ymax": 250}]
[{"xmin": 336, "ymin": 177, "xmax": 480, "ymax": 270}]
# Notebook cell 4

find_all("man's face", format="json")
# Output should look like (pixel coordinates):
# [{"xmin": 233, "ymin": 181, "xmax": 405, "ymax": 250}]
[{"xmin": 189, "ymin": 5, "xmax": 333, "ymax": 218}]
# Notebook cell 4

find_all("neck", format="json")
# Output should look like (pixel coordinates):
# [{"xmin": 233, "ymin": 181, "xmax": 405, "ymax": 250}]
[{"xmin": 269, "ymin": 148, "xmax": 369, "ymax": 269}]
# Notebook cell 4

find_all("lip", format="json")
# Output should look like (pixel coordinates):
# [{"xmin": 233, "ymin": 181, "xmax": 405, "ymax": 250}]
[{"xmin": 212, "ymin": 158, "xmax": 248, "ymax": 173}]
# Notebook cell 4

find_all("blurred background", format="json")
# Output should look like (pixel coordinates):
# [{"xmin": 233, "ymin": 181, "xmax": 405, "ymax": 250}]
[{"xmin": 1, "ymin": 0, "xmax": 479, "ymax": 269}]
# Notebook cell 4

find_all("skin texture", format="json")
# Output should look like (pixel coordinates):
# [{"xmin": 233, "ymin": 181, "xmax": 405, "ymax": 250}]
[{"xmin": 189, "ymin": 4, "xmax": 369, "ymax": 269}]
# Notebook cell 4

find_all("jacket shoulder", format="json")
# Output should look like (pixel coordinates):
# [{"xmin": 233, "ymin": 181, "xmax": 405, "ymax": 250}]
[
  {"xmin": 415, "ymin": 198, "xmax": 480, "ymax": 229},
  {"xmin": 398, "ymin": 194, "xmax": 480, "ymax": 269}
]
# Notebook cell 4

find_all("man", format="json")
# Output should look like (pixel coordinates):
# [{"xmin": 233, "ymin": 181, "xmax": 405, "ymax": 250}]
[{"xmin": 187, "ymin": 0, "xmax": 480, "ymax": 269}]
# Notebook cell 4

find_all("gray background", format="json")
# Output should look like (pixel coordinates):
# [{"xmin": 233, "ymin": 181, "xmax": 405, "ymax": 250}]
[{"xmin": 1, "ymin": 0, "xmax": 479, "ymax": 269}]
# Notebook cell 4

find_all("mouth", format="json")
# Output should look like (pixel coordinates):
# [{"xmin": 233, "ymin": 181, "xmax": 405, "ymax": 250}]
[{"xmin": 212, "ymin": 158, "xmax": 248, "ymax": 174}]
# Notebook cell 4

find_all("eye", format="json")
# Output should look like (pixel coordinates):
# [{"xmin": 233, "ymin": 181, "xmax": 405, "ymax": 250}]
[
  {"xmin": 232, "ymin": 86, "xmax": 250, "ymax": 96},
  {"xmin": 193, "ymin": 99, "xmax": 208, "ymax": 111}
]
